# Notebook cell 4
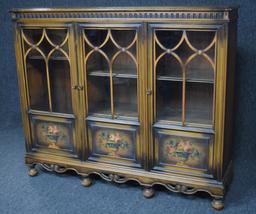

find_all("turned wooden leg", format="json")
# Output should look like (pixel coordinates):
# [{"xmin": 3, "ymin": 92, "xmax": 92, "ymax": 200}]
[
  {"xmin": 211, "ymin": 198, "xmax": 224, "ymax": 210},
  {"xmin": 28, "ymin": 165, "xmax": 38, "ymax": 177},
  {"xmin": 81, "ymin": 176, "xmax": 92, "ymax": 187},
  {"xmin": 143, "ymin": 187, "xmax": 155, "ymax": 198}
]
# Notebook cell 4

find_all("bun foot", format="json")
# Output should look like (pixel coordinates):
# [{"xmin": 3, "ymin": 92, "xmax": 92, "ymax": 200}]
[
  {"xmin": 143, "ymin": 187, "xmax": 155, "ymax": 198},
  {"xmin": 81, "ymin": 177, "xmax": 92, "ymax": 187},
  {"xmin": 212, "ymin": 198, "xmax": 224, "ymax": 210},
  {"xmin": 28, "ymin": 167, "xmax": 38, "ymax": 177}
]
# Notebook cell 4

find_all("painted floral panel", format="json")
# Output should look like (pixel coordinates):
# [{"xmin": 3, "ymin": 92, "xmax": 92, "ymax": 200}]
[
  {"xmin": 158, "ymin": 133, "xmax": 209, "ymax": 169},
  {"xmin": 91, "ymin": 127, "xmax": 135, "ymax": 160},
  {"xmin": 34, "ymin": 121, "xmax": 73, "ymax": 151}
]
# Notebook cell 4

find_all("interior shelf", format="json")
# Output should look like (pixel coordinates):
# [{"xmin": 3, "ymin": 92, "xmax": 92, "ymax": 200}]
[
  {"xmin": 156, "ymin": 107, "xmax": 212, "ymax": 125},
  {"xmin": 88, "ymin": 70, "xmax": 138, "ymax": 79},
  {"xmin": 88, "ymin": 102, "xmax": 138, "ymax": 119},
  {"xmin": 156, "ymin": 75, "xmax": 214, "ymax": 84}
]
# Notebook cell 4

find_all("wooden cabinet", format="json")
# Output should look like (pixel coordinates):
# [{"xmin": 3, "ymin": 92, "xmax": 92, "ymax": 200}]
[{"xmin": 11, "ymin": 6, "xmax": 238, "ymax": 210}]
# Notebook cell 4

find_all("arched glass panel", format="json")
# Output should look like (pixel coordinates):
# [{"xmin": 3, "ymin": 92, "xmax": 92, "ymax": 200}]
[
  {"xmin": 185, "ymin": 83, "xmax": 213, "ymax": 125},
  {"xmin": 86, "ymin": 51, "xmax": 109, "ymax": 75},
  {"xmin": 112, "ymin": 53, "xmax": 137, "ymax": 118},
  {"xmin": 156, "ymin": 54, "xmax": 182, "ymax": 78},
  {"xmin": 26, "ymin": 49, "xmax": 49, "ymax": 111},
  {"xmin": 49, "ymin": 51, "xmax": 72, "ymax": 113},
  {"xmin": 186, "ymin": 55, "xmax": 214, "ymax": 82},
  {"xmin": 156, "ymin": 80, "xmax": 182, "ymax": 121},
  {"xmin": 86, "ymin": 51, "xmax": 111, "ymax": 115},
  {"xmin": 87, "ymin": 76, "xmax": 111, "ymax": 115},
  {"xmin": 112, "ymin": 52, "xmax": 137, "ymax": 75}
]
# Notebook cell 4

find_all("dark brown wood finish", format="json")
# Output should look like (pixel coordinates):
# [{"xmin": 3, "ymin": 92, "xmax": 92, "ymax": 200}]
[{"xmin": 11, "ymin": 6, "xmax": 238, "ymax": 210}]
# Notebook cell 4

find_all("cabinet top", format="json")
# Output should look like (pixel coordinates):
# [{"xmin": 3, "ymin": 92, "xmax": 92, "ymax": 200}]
[{"xmin": 10, "ymin": 6, "xmax": 238, "ymax": 21}]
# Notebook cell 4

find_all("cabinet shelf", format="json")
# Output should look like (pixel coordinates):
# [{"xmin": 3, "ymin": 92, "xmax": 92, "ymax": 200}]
[
  {"xmin": 156, "ymin": 75, "xmax": 214, "ymax": 84},
  {"xmin": 88, "ymin": 70, "xmax": 137, "ymax": 79},
  {"xmin": 88, "ymin": 102, "xmax": 138, "ymax": 119},
  {"xmin": 157, "ymin": 107, "xmax": 212, "ymax": 125}
]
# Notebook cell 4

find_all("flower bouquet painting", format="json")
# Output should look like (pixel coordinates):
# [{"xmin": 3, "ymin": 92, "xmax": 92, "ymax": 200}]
[
  {"xmin": 36, "ymin": 122, "xmax": 70, "ymax": 150},
  {"xmin": 96, "ymin": 130, "xmax": 131, "ymax": 157},
  {"xmin": 46, "ymin": 125, "xmax": 61, "ymax": 149},
  {"xmin": 165, "ymin": 138, "xmax": 201, "ymax": 166}
]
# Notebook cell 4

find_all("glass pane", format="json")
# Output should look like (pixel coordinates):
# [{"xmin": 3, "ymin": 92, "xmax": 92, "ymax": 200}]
[
  {"xmin": 186, "ymin": 31, "xmax": 215, "ymax": 50},
  {"xmin": 111, "ymin": 30, "xmax": 136, "ymax": 47},
  {"xmin": 86, "ymin": 51, "xmax": 109, "ymax": 75},
  {"xmin": 46, "ymin": 29, "xmax": 68, "ymax": 46},
  {"xmin": 38, "ymin": 38, "xmax": 53, "ymax": 56},
  {"xmin": 101, "ymin": 39, "xmax": 118, "ymax": 60},
  {"xmin": 112, "ymin": 52, "xmax": 137, "ymax": 76},
  {"xmin": 26, "ymin": 49, "xmax": 49, "ymax": 111},
  {"xmin": 87, "ymin": 76, "xmax": 111, "ymax": 115},
  {"xmin": 156, "ymin": 80, "xmax": 182, "ymax": 121},
  {"xmin": 185, "ymin": 82, "xmax": 213, "ymax": 125},
  {"xmin": 113, "ymin": 77, "xmax": 137, "ymax": 118},
  {"xmin": 49, "ymin": 51, "xmax": 72, "ymax": 114},
  {"xmin": 186, "ymin": 55, "xmax": 214, "ymax": 82},
  {"xmin": 23, "ymin": 29, "xmax": 43, "ymax": 45},
  {"xmin": 155, "ymin": 30, "xmax": 183, "ymax": 49},
  {"xmin": 156, "ymin": 54, "xmax": 182, "ymax": 78},
  {"xmin": 205, "ymin": 45, "xmax": 215, "ymax": 61},
  {"xmin": 174, "ymin": 40, "xmax": 194, "ymax": 63},
  {"xmin": 84, "ymin": 29, "xmax": 108, "ymax": 47}
]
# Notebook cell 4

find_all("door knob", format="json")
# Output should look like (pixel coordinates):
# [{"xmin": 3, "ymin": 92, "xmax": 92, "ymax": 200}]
[
  {"xmin": 72, "ymin": 85, "xmax": 84, "ymax": 90},
  {"xmin": 146, "ymin": 90, "xmax": 152, "ymax": 95}
]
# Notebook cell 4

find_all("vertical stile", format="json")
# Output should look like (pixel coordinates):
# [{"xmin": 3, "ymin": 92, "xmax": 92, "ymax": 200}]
[
  {"xmin": 109, "ymin": 29, "xmax": 115, "ymax": 119},
  {"xmin": 182, "ymin": 31, "xmax": 187, "ymax": 126},
  {"xmin": 212, "ymin": 32, "xmax": 217, "ymax": 128},
  {"xmin": 153, "ymin": 30, "xmax": 157, "ymax": 123},
  {"xmin": 82, "ymin": 30, "xmax": 89, "ymax": 115},
  {"xmin": 45, "ymin": 57, "xmax": 53, "ymax": 112},
  {"xmin": 182, "ymin": 64, "xmax": 186, "ymax": 126}
]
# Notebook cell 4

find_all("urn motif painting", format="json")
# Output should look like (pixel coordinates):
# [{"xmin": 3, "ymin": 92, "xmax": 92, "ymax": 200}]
[
  {"xmin": 34, "ymin": 120, "xmax": 73, "ymax": 151},
  {"xmin": 158, "ymin": 132, "xmax": 209, "ymax": 170},
  {"xmin": 90, "ymin": 125, "xmax": 136, "ymax": 160}
]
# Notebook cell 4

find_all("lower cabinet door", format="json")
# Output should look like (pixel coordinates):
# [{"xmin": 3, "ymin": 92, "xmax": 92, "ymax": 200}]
[
  {"xmin": 153, "ymin": 128, "xmax": 214, "ymax": 177},
  {"xmin": 87, "ymin": 121, "xmax": 142, "ymax": 168},
  {"xmin": 30, "ymin": 115, "xmax": 78, "ymax": 158}
]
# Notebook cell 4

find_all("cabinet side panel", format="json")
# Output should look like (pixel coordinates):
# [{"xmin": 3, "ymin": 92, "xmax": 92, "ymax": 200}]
[
  {"xmin": 13, "ymin": 23, "xmax": 32, "ymax": 152},
  {"xmin": 223, "ymin": 21, "xmax": 237, "ymax": 177}
]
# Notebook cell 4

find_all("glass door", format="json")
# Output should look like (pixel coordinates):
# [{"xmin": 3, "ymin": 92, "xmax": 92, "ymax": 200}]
[
  {"xmin": 22, "ymin": 28, "xmax": 73, "ymax": 114},
  {"xmin": 152, "ymin": 27, "xmax": 216, "ymax": 127},
  {"xmin": 81, "ymin": 24, "xmax": 144, "ymax": 167},
  {"xmin": 83, "ymin": 27, "xmax": 139, "ymax": 120},
  {"xmin": 20, "ymin": 25, "xmax": 79, "ymax": 157},
  {"xmin": 149, "ymin": 24, "xmax": 217, "ymax": 175}
]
